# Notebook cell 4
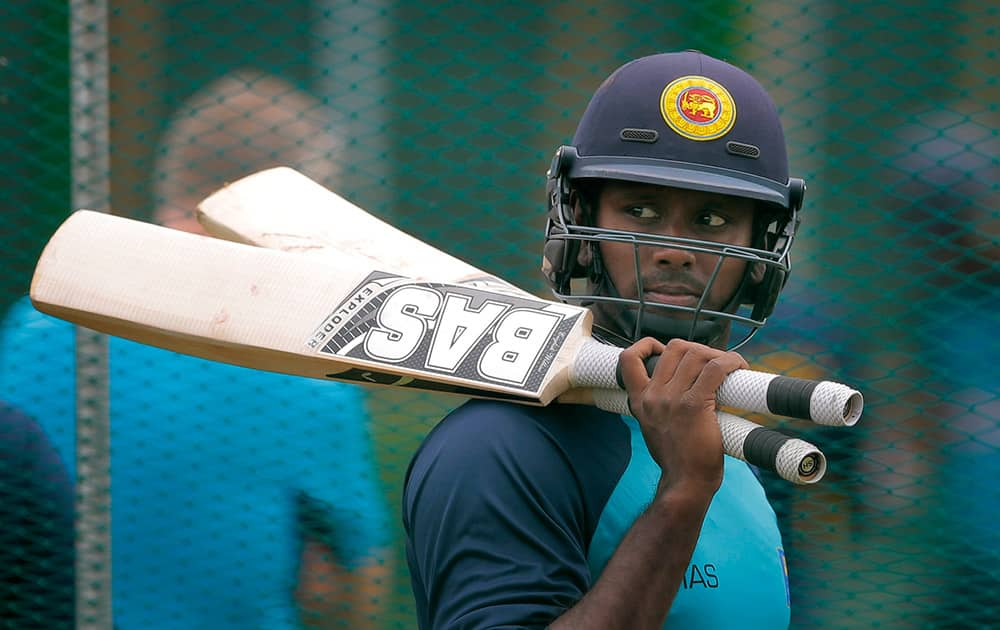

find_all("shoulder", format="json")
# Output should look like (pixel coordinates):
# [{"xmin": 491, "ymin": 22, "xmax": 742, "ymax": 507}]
[
  {"xmin": 404, "ymin": 398, "xmax": 631, "ymax": 530},
  {"xmin": 409, "ymin": 398, "xmax": 626, "ymax": 477},
  {"xmin": 0, "ymin": 401, "xmax": 71, "ymax": 487},
  {"xmin": 439, "ymin": 397, "xmax": 626, "ymax": 443},
  {"xmin": 0, "ymin": 401, "xmax": 39, "ymax": 456},
  {"xmin": 403, "ymin": 400, "xmax": 633, "ymax": 627}
]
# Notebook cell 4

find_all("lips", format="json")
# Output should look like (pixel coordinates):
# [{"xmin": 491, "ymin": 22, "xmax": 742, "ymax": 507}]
[{"xmin": 642, "ymin": 284, "xmax": 704, "ymax": 307}]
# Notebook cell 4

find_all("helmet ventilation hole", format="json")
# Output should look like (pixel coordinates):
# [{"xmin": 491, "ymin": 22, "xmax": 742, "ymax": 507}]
[
  {"xmin": 726, "ymin": 141, "xmax": 761, "ymax": 159},
  {"xmin": 619, "ymin": 128, "xmax": 659, "ymax": 143}
]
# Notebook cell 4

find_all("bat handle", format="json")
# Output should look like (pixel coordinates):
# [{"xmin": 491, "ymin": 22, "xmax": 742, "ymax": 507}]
[
  {"xmin": 587, "ymin": 389, "xmax": 826, "ymax": 485},
  {"xmin": 571, "ymin": 339, "xmax": 863, "ymax": 427}
]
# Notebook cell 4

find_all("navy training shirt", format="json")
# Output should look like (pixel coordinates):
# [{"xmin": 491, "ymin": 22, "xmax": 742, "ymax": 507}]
[{"xmin": 403, "ymin": 398, "xmax": 790, "ymax": 629}]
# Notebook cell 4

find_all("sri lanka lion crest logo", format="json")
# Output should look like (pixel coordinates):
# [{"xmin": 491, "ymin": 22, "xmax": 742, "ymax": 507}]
[{"xmin": 660, "ymin": 75, "xmax": 736, "ymax": 141}]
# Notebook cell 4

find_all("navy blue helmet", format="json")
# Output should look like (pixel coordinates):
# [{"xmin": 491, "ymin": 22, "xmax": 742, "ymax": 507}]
[{"xmin": 543, "ymin": 51, "xmax": 805, "ymax": 349}]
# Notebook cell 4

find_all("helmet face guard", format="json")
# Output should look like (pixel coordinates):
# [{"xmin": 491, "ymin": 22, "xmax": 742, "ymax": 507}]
[{"xmin": 542, "ymin": 52, "xmax": 805, "ymax": 349}]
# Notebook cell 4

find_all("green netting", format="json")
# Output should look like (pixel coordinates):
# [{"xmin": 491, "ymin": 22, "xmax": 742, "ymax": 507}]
[{"xmin": 1, "ymin": 1, "xmax": 997, "ymax": 628}]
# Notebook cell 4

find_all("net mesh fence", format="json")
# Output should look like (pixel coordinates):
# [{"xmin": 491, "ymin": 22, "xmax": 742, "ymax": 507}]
[{"xmin": 1, "ymin": 1, "xmax": 997, "ymax": 628}]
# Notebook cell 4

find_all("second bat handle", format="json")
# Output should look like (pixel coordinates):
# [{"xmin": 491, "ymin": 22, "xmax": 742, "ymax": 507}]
[
  {"xmin": 572, "ymin": 339, "xmax": 863, "ymax": 427},
  {"xmin": 589, "ymin": 389, "xmax": 826, "ymax": 485}
]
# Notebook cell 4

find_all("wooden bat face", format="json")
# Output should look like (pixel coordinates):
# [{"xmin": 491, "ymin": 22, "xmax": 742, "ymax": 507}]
[
  {"xmin": 198, "ymin": 167, "xmax": 522, "ymax": 291},
  {"xmin": 30, "ymin": 210, "xmax": 591, "ymax": 405},
  {"xmin": 194, "ymin": 167, "xmax": 594, "ymax": 401}
]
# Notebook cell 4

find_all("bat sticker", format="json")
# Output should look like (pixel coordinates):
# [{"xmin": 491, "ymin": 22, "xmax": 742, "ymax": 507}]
[{"xmin": 308, "ymin": 272, "xmax": 580, "ymax": 392}]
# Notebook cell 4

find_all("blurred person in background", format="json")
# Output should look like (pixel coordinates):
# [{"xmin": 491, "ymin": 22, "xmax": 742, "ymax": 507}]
[
  {"xmin": 0, "ymin": 71, "xmax": 392, "ymax": 629},
  {"xmin": 886, "ymin": 106, "xmax": 999, "ymax": 627},
  {"xmin": 0, "ymin": 401, "xmax": 75, "ymax": 629}
]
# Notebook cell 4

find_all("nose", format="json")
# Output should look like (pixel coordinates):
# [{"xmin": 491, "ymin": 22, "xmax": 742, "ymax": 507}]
[
  {"xmin": 644, "ymin": 214, "xmax": 699, "ymax": 268},
  {"xmin": 650, "ymin": 240, "xmax": 696, "ymax": 268}
]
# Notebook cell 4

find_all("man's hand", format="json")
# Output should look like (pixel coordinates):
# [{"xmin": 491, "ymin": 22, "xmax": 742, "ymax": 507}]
[
  {"xmin": 550, "ymin": 337, "xmax": 751, "ymax": 629},
  {"xmin": 618, "ymin": 337, "xmax": 749, "ymax": 495}
]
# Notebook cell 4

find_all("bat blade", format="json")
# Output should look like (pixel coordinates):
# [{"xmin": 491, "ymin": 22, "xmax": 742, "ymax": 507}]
[
  {"xmin": 198, "ymin": 166, "xmax": 525, "ymax": 294},
  {"xmin": 30, "ymin": 210, "xmax": 593, "ymax": 406}
]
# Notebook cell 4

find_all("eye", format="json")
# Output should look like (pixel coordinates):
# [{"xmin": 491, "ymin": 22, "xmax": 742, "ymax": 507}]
[
  {"xmin": 624, "ymin": 205, "xmax": 660, "ymax": 220},
  {"xmin": 697, "ymin": 210, "xmax": 728, "ymax": 228}
]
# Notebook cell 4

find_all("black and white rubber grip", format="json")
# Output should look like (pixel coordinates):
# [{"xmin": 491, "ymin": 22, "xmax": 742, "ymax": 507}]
[
  {"xmin": 589, "ymin": 390, "xmax": 827, "ymax": 484},
  {"xmin": 571, "ymin": 339, "xmax": 863, "ymax": 427}
]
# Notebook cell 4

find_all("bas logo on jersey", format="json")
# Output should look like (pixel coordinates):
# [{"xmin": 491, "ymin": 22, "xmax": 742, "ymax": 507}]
[{"xmin": 307, "ymin": 271, "xmax": 581, "ymax": 392}]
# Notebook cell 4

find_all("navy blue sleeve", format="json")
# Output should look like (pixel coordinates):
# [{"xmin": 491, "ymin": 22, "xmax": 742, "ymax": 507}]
[
  {"xmin": 0, "ymin": 401, "xmax": 75, "ymax": 628},
  {"xmin": 403, "ymin": 399, "xmax": 628, "ymax": 630}
]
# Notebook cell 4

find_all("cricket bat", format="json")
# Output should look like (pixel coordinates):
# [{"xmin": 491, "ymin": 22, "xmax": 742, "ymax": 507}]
[
  {"xmin": 197, "ymin": 167, "xmax": 519, "ymax": 293},
  {"xmin": 29, "ymin": 208, "xmax": 842, "ymax": 484},
  {"xmin": 198, "ymin": 167, "xmax": 862, "ymax": 429}
]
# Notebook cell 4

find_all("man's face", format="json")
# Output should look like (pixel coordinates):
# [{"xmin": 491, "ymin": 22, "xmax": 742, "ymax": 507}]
[{"xmin": 589, "ymin": 180, "xmax": 757, "ymax": 319}]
